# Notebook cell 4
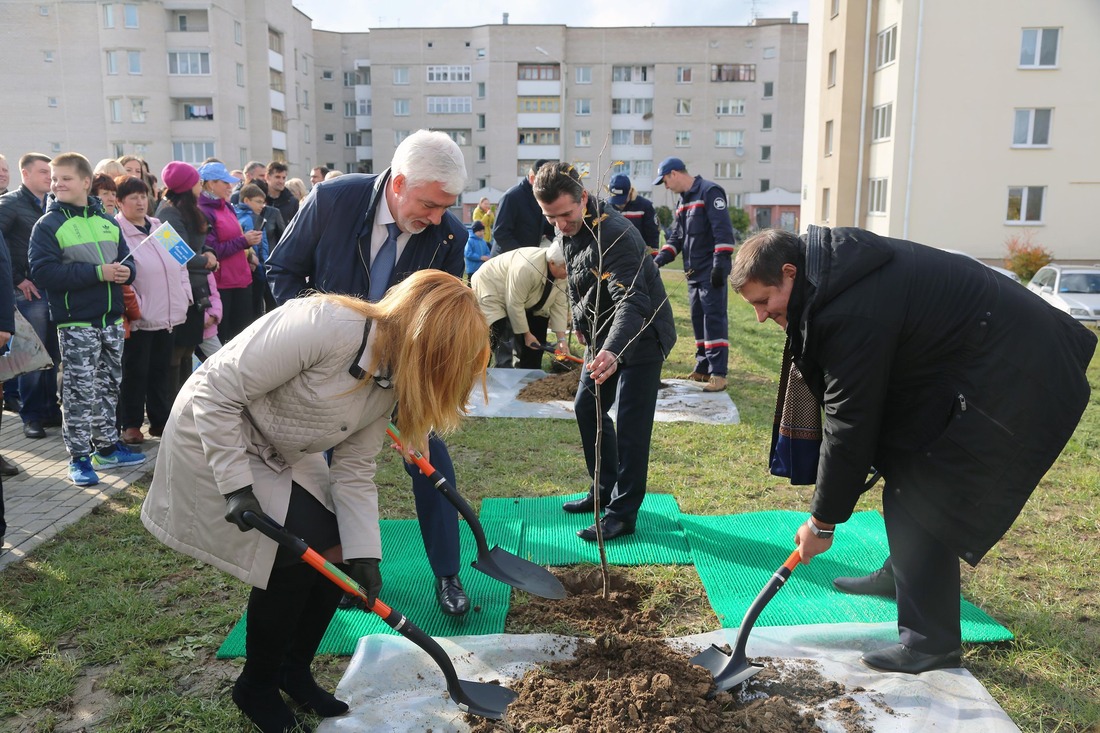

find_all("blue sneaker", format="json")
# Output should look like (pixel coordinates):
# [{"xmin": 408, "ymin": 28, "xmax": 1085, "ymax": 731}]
[
  {"xmin": 68, "ymin": 456, "xmax": 100, "ymax": 486},
  {"xmin": 92, "ymin": 441, "xmax": 146, "ymax": 469}
]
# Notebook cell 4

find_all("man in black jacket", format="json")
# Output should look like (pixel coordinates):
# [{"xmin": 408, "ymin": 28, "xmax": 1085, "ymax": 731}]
[
  {"xmin": 533, "ymin": 162, "xmax": 677, "ymax": 541},
  {"xmin": 264, "ymin": 161, "xmax": 299, "ymax": 224},
  {"xmin": 0, "ymin": 152, "xmax": 61, "ymax": 438},
  {"xmin": 491, "ymin": 159, "xmax": 555, "ymax": 257},
  {"xmin": 732, "ymin": 226, "xmax": 1095, "ymax": 674}
]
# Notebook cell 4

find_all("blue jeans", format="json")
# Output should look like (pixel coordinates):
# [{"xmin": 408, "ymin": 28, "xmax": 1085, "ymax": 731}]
[{"xmin": 11, "ymin": 291, "xmax": 61, "ymax": 423}]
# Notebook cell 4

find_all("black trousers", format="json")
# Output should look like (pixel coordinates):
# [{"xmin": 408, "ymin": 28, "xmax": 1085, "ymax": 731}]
[
  {"xmin": 489, "ymin": 318, "xmax": 515, "ymax": 368},
  {"xmin": 217, "ymin": 286, "xmax": 254, "ymax": 346},
  {"xmin": 118, "ymin": 328, "xmax": 175, "ymax": 432},
  {"xmin": 514, "ymin": 314, "xmax": 549, "ymax": 370},
  {"xmin": 402, "ymin": 434, "xmax": 460, "ymax": 578}
]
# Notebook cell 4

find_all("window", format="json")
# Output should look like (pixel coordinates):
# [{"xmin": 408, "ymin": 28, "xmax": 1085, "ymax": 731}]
[
  {"xmin": 130, "ymin": 98, "xmax": 145, "ymax": 123},
  {"xmin": 106, "ymin": 50, "xmax": 118, "ymax": 75},
  {"xmin": 711, "ymin": 64, "xmax": 756, "ymax": 82},
  {"xmin": 876, "ymin": 26, "xmax": 897, "ymax": 68},
  {"xmin": 123, "ymin": 3, "xmax": 138, "ymax": 28},
  {"xmin": 234, "ymin": 20, "xmax": 242, "ymax": 44},
  {"xmin": 168, "ymin": 51, "xmax": 210, "ymax": 75},
  {"xmin": 238, "ymin": 106, "xmax": 246, "ymax": 128},
  {"xmin": 760, "ymin": 145, "xmax": 772, "ymax": 162},
  {"xmin": 762, "ymin": 113, "xmax": 772, "ymax": 130},
  {"xmin": 611, "ymin": 98, "xmax": 653, "ymax": 115},
  {"xmin": 109, "ymin": 98, "xmax": 122, "ymax": 122},
  {"xmin": 44, "ymin": 50, "xmax": 53, "ymax": 62},
  {"xmin": 343, "ymin": 71, "xmax": 362, "ymax": 86},
  {"xmin": 268, "ymin": 28, "xmax": 283, "ymax": 54},
  {"xmin": 103, "ymin": 4, "xmax": 114, "ymax": 28},
  {"xmin": 1020, "ymin": 28, "xmax": 1059, "ymax": 67},
  {"xmin": 302, "ymin": 90, "xmax": 309, "ymax": 109},
  {"xmin": 827, "ymin": 50, "xmax": 837, "ymax": 86},
  {"xmin": 575, "ymin": 98, "xmax": 591, "ymax": 115},
  {"xmin": 1013, "ymin": 108, "xmax": 1052, "ymax": 146},
  {"xmin": 517, "ymin": 97, "xmax": 560, "ymax": 112},
  {"xmin": 344, "ymin": 132, "xmax": 360, "ymax": 147},
  {"xmin": 476, "ymin": 48, "xmax": 486, "ymax": 59},
  {"xmin": 868, "ymin": 178, "xmax": 888, "ymax": 213},
  {"xmin": 715, "ymin": 98, "xmax": 746, "ymax": 116},
  {"xmin": 714, "ymin": 161, "xmax": 743, "ymax": 179},
  {"xmin": 172, "ymin": 141, "xmax": 215, "ymax": 163},
  {"xmin": 868, "ymin": 103, "xmax": 891, "ymax": 141},
  {"xmin": 675, "ymin": 99, "xmax": 692, "ymax": 115},
  {"xmin": 357, "ymin": 98, "xmax": 371, "ymax": 115},
  {"xmin": 675, "ymin": 130, "xmax": 692, "ymax": 147},
  {"xmin": 38, "ymin": 5, "xmax": 48, "ymax": 15},
  {"xmin": 394, "ymin": 99, "xmax": 410, "ymax": 116},
  {"xmin": 575, "ymin": 130, "xmax": 591, "ymax": 147},
  {"xmin": 763, "ymin": 46, "xmax": 777, "ymax": 59},
  {"xmin": 321, "ymin": 69, "xmax": 334, "ymax": 80},
  {"xmin": 50, "ymin": 142, "xmax": 61, "ymax": 154},
  {"xmin": 477, "ymin": 113, "xmax": 486, "ymax": 130},
  {"xmin": 518, "ymin": 64, "xmax": 559, "ymax": 81},
  {"xmin": 271, "ymin": 109, "xmax": 286, "ymax": 132},
  {"xmin": 393, "ymin": 67, "xmax": 409, "ymax": 84},
  {"xmin": 824, "ymin": 119, "xmax": 834, "ymax": 155},
  {"xmin": 477, "ymin": 81, "xmax": 485, "ymax": 98},
  {"xmin": 236, "ymin": 63, "xmax": 244, "ymax": 86},
  {"xmin": 632, "ymin": 160, "xmax": 653, "ymax": 179},
  {"xmin": 831, "ymin": 0, "xmax": 840, "ymax": 17},
  {"xmin": 612, "ymin": 65, "xmax": 632, "ymax": 82},
  {"xmin": 128, "ymin": 50, "xmax": 142, "ymax": 74},
  {"xmin": 823, "ymin": 188, "xmax": 831, "ymax": 220},
  {"xmin": 477, "ymin": 146, "xmax": 486, "ymax": 162},
  {"xmin": 322, "ymin": 102, "xmax": 334, "ymax": 112},
  {"xmin": 760, "ymin": 179, "xmax": 770, "ymax": 192},
  {"xmin": 324, "ymin": 133, "xmax": 335, "ymax": 143},
  {"xmin": 180, "ymin": 101, "xmax": 213, "ymax": 120},
  {"xmin": 677, "ymin": 66, "xmax": 693, "ymax": 83},
  {"xmin": 1006, "ymin": 186, "xmax": 1045, "ymax": 223},
  {"xmin": 715, "ymin": 130, "xmax": 745, "ymax": 148},
  {"xmin": 519, "ymin": 129, "xmax": 560, "ymax": 145},
  {"xmin": 47, "ymin": 96, "xmax": 58, "ymax": 108},
  {"xmin": 763, "ymin": 81, "xmax": 774, "ymax": 98},
  {"xmin": 575, "ymin": 66, "xmax": 592, "ymax": 84},
  {"xmin": 177, "ymin": 14, "xmax": 187, "ymax": 31},
  {"xmin": 427, "ymin": 96, "xmax": 472, "ymax": 114},
  {"xmin": 443, "ymin": 129, "xmax": 470, "ymax": 145},
  {"xmin": 344, "ymin": 101, "xmax": 356, "ymax": 117},
  {"xmin": 428, "ymin": 65, "xmax": 471, "ymax": 82},
  {"xmin": 610, "ymin": 129, "xmax": 652, "ymax": 145},
  {"xmin": 270, "ymin": 68, "xmax": 284, "ymax": 92}
]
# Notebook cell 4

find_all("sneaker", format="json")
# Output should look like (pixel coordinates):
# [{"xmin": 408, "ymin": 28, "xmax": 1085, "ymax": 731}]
[
  {"xmin": 68, "ymin": 456, "xmax": 100, "ymax": 486},
  {"xmin": 92, "ymin": 441, "xmax": 147, "ymax": 469}
]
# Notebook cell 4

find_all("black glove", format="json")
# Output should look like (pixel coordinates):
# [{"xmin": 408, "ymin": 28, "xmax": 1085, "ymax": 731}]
[
  {"xmin": 710, "ymin": 268, "xmax": 728, "ymax": 289},
  {"xmin": 224, "ymin": 485, "xmax": 262, "ymax": 532},
  {"xmin": 346, "ymin": 558, "xmax": 383, "ymax": 607}
]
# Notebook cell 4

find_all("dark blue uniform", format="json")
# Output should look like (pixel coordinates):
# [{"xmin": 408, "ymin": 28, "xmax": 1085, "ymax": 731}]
[{"xmin": 617, "ymin": 194, "xmax": 660, "ymax": 251}]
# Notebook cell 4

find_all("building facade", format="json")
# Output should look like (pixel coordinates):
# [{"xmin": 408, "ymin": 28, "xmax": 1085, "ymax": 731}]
[{"xmin": 801, "ymin": 0, "xmax": 1098, "ymax": 261}]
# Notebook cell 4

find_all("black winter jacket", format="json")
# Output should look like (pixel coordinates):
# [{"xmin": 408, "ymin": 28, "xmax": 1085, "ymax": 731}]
[
  {"xmin": 0, "ymin": 185, "xmax": 47, "ymax": 286},
  {"xmin": 792, "ymin": 226, "xmax": 1095, "ymax": 564},
  {"xmin": 491, "ymin": 177, "xmax": 555, "ymax": 257}
]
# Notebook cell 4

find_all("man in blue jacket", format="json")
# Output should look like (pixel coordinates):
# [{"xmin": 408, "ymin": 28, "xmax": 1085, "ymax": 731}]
[
  {"xmin": 491, "ymin": 158, "xmax": 556, "ymax": 257},
  {"xmin": 267, "ymin": 129, "xmax": 472, "ymax": 617}
]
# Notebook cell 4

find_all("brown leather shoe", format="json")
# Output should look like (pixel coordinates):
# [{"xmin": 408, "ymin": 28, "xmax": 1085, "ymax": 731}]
[
  {"xmin": 121, "ymin": 428, "xmax": 145, "ymax": 445},
  {"xmin": 702, "ymin": 376, "xmax": 728, "ymax": 392}
]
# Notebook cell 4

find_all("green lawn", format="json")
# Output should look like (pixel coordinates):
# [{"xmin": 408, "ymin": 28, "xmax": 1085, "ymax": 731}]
[{"xmin": 1, "ymin": 270, "xmax": 1097, "ymax": 732}]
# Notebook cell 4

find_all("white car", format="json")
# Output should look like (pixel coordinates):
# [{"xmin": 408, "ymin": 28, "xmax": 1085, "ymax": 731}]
[
  {"xmin": 1027, "ymin": 265, "xmax": 1100, "ymax": 323},
  {"xmin": 941, "ymin": 249, "xmax": 1022, "ymax": 283}
]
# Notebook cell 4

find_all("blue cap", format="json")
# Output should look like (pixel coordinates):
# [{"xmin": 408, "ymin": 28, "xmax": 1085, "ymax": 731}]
[
  {"xmin": 652, "ymin": 157, "xmax": 686, "ymax": 186},
  {"xmin": 197, "ymin": 161, "xmax": 240, "ymax": 184},
  {"xmin": 608, "ymin": 174, "xmax": 631, "ymax": 207}
]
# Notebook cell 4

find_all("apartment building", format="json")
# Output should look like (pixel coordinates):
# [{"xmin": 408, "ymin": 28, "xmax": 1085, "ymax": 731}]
[{"xmin": 801, "ymin": 0, "xmax": 1097, "ymax": 261}]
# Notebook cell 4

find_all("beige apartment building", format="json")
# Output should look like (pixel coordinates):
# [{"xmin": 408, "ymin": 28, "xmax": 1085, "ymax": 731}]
[
  {"xmin": 0, "ymin": 1, "xmax": 806, "ymax": 219},
  {"xmin": 802, "ymin": 0, "xmax": 1098, "ymax": 261}
]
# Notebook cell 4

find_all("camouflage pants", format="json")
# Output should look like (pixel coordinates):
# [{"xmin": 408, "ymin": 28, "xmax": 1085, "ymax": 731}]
[{"xmin": 58, "ymin": 323, "xmax": 124, "ymax": 458}]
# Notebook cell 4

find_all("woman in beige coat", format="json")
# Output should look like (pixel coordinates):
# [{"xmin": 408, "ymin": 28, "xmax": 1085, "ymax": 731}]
[{"xmin": 141, "ymin": 270, "xmax": 489, "ymax": 733}]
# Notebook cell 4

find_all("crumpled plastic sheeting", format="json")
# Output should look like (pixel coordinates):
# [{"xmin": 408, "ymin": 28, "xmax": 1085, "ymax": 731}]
[
  {"xmin": 467, "ymin": 368, "xmax": 740, "ymax": 424},
  {"xmin": 316, "ymin": 624, "xmax": 1020, "ymax": 733}
]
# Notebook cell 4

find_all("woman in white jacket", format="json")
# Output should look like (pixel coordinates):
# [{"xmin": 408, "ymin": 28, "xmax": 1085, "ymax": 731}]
[{"xmin": 141, "ymin": 270, "xmax": 489, "ymax": 733}]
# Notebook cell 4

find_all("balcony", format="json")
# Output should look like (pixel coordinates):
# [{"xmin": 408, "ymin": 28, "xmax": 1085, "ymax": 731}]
[
  {"xmin": 517, "ymin": 80, "xmax": 560, "ymax": 96},
  {"xmin": 271, "ymin": 130, "xmax": 287, "ymax": 150},
  {"xmin": 355, "ymin": 145, "xmax": 374, "ymax": 160},
  {"xmin": 268, "ymin": 49, "xmax": 283, "ymax": 72},
  {"xmin": 515, "ymin": 144, "xmax": 562, "ymax": 161},
  {"xmin": 517, "ymin": 112, "xmax": 560, "ymax": 128},
  {"xmin": 269, "ymin": 89, "xmax": 285, "ymax": 112}
]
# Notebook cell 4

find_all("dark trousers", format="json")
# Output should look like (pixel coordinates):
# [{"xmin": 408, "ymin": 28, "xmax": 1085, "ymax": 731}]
[
  {"xmin": 1, "ymin": 408, "xmax": 6, "ymax": 539},
  {"xmin": 250, "ymin": 272, "xmax": 277, "ymax": 320},
  {"xmin": 688, "ymin": 280, "xmax": 729, "ymax": 377},
  {"xmin": 10, "ymin": 292, "xmax": 61, "ymax": 422},
  {"xmin": 217, "ymin": 286, "xmax": 254, "ymax": 346},
  {"xmin": 489, "ymin": 318, "xmax": 515, "ymax": 368},
  {"xmin": 514, "ymin": 314, "xmax": 549, "ymax": 369},
  {"xmin": 402, "ymin": 433, "xmax": 460, "ymax": 578},
  {"xmin": 573, "ymin": 356, "xmax": 662, "ymax": 522},
  {"xmin": 118, "ymin": 329, "xmax": 175, "ymax": 432},
  {"xmin": 883, "ymin": 487, "xmax": 962, "ymax": 653}
]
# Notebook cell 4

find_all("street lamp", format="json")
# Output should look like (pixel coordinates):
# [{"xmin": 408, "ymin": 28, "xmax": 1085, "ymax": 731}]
[{"xmin": 535, "ymin": 46, "xmax": 566, "ymax": 158}]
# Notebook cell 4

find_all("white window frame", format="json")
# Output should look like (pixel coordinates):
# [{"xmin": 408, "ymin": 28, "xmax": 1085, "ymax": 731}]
[
  {"xmin": 127, "ymin": 50, "xmax": 142, "ymax": 75},
  {"xmin": 763, "ymin": 81, "xmax": 774, "ymax": 98},
  {"xmin": 168, "ymin": 51, "xmax": 211, "ymax": 76},
  {"xmin": 109, "ymin": 98, "xmax": 122, "ymax": 123},
  {"xmin": 1006, "ymin": 186, "xmax": 1045, "ymax": 224},
  {"xmin": 321, "ymin": 69, "xmax": 334, "ymax": 80},
  {"xmin": 103, "ymin": 4, "xmax": 114, "ymax": 28},
  {"xmin": 868, "ymin": 177, "xmax": 888, "ymax": 214},
  {"xmin": 715, "ymin": 130, "xmax": 745, "ymax": 148},
  {"xmin": 828, "ymin": 50, "xmax": 837, "ymax": 86},
  {"xmin": 575, "ymin": 130, "xmax": 591, "ymax": 147},
  {"xmin": 172, "ymin": 141, "xmax": 215, "ymax": 164},
  {"xmin": 323, "ymin": 133, "xmax": 335, "ymax": 143},
  {"xmin": 761, "ymin": 113, "xmax": 773, "ymax": 130},
  {"xmin": 477, "ymin": 113, "xmax": 486, "ymax": 130},
  {"xmin": 393, "ymin": 67, "xmax": 409, "ymax": 85},
  {"xmin": 130, "ymin": 97, "xmax": 146, "ymax": 123},
  {"xmin": 234, "ymin": 21, "xmax": 242, "ymax": 45},
  {"xmin": 825, "ymin": 119, "xmax": 834, "ymax": 156},
  {"xmin": 1012, "ymin": 108, "xmax": 1052, "ymax": 147},
  {"xmin": 675, "ymin": 99, "xmax": 692, "ymax": 115},
  {"xmin": 236, "ymin": 63, "xmax": 245, "ymax": 86},
  {"xmin": 714, "ymin": 161, "xmax": 742, "ymax": 179},
  {"xmin": 106, "ymin": 50, "xmax": 118, "ymax": 75},
  {"xmin": 344, "ymin": 101, "xmax": 356, "ymax": 117},
  {"xmin": 238, "ymin": 105, "xmax": 246, "ymax": 128},
  {"xmin": 676, "ymin": 66, "xmax": 693, "ymax": 83},
  {"xmin": 575, "ymin": 98, "xmax": 591, "ymax": 116},
  {"xmin": 872, "ymin": 103, "xmax": 892, "ymax": 141},
  {"xmin": 394, "ymin": 98, "xmax": 410, "ymax": 116},
  {"xmin": 426, "ymin": 96, "xmax": 472, "ymax": 114},
  {"xmin": 715, "ymin": 98, "xmax": 745, "ymax": 117},
  {"xmin": 426, "ymin": 65, "xmax": 471, "ymax": 83},
  {"xmin": 1019, "ymin": 28, "xmax": 1060, "ymax": 68},
  {"xmin": 123, "ymin": 3, "xmax": 138, "ymax": 28},
  {"xmin": 876, "ymin": 26, "xmax": 897, "ymax": 68},
  {"xmin": 675, "ymin": 130, "xmax": 692, "ymax": 147},
  {"xmin": 760, "ymin": 145, "xmax": 772, "ymax": 162}
]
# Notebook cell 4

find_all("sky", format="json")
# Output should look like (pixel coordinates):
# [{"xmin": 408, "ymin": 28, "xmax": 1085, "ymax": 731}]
[{"xmin": 291, "ymin": 0, "xmax": 811, "ymax": 32}]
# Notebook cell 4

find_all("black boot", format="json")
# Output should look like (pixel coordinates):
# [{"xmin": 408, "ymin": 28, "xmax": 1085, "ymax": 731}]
[
  {"xmin": 280, "ymin": 570, "xmax": 348, "ymax": 717},
  {"xmin": 833, "ymin": 557, "xmax": 897, "ymax": 598}
]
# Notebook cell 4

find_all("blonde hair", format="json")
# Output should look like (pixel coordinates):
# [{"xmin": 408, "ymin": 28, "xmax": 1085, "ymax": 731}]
[
  {"xmin": 94, "ymin": 159, "xmax": 127, "ymax": 178},
  {"xmin": 285, "ymin": 177, "xmax": 308, "ymax": 201},
  {"xmin": 321, "ymin": 271, "xmax": 489, "ymax": 455}
]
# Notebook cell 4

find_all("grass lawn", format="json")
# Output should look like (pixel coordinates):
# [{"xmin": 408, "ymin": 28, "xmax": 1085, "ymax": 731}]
[{"xmin": 1, "ymin": 270, "xmax": 1097, "ymax": 732}]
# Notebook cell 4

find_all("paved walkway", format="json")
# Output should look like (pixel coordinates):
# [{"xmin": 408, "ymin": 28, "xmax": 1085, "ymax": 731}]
[{"xmin": 0, "ymin": 408, "xmax": 159, "ymax": 571}]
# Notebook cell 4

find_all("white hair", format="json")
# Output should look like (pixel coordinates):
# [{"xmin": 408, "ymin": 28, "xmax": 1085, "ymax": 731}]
[
  {"xmin": 391, "ymin": 129, "xmax": 467, "ymax": 195},
  {"xmin": 545, "ymin": 240, "xmax": 566, "ymax": 267}
]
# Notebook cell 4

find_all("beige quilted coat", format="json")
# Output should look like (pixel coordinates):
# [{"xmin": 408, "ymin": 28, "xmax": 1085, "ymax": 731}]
[{"xmin": 140, "ymin": 298, "xmax": 397, "ymax": 589}]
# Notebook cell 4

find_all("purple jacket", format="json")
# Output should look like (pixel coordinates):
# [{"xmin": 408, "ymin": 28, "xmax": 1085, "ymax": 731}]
[{"xmin": 198, "ymin": 193, "xmax": 252, "ymax": 290}]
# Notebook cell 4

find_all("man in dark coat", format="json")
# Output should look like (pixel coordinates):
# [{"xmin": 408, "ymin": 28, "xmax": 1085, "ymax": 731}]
[
  {"xmin": 491, "ymin": 159, "xmax": 555, "ymax": 257},
  {"xmin": 731, "ymin": 226, "xmax": 1095, "ymax": 674},
  {"xmin": 533, "ymin": 162, "xmax": 677, "ymax": 541}
]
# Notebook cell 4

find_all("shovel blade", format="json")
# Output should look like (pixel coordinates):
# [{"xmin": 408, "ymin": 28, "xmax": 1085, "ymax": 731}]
[
  {"xmin": 690, "ymin": 644, "xmax": 764, "ymax": 696},
  {"xmin": 451, "ymin": 678, "xmax": 520, "ymax": 720},
  {"xmin": 473, "ymin": 546, "xmax": 567, "ymax": 600}
]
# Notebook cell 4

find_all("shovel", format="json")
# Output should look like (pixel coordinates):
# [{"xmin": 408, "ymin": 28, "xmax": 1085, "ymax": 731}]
[
  {"xmin": 386, "ymin": 424, "xmax": 566, "ymax": 600},
  {"xmin": 241, "ymin": 509, "xmax": 518, "ymax": 720},
  {"xmin": 538, "ymin": 343, "xmax": 584, "ymax": 364}
]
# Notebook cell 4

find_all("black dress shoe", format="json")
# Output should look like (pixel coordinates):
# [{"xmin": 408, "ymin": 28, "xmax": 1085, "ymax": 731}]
[
  {"xmin": 860, "ymin": 644, "xmax": 962, "ymax": 674},
  {"xmin": 833, "ymin": 566, "xmax": 896, "ymax": 598},
  {"xmin": 562, "ymin": 494, "xmax": 603, "ymax": 514},
  {"xmin": 435, "ymin": 575, "xmax": 469, "ymax": 616},
  {"xmin": 23, "ymin": 421, "xmax": 46, "ymax": 439},
  {"xmin": 0, "ymin": 455, "xmax": 20, "ymax": 476},
  {"xmin": 577, "ymin": 516, "xmax": 636, "ymax": 542}
]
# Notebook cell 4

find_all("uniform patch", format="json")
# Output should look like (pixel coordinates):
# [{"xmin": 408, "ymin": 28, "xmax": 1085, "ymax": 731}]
[{"xmin": 713, "ymin": 197, "xmax": 727, "ymax": 211}]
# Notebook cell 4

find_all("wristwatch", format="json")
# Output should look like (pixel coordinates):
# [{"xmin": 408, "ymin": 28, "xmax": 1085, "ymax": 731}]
[{"xmin": 806, "ymin": 518, "xmax": 835, "ymax": 539}]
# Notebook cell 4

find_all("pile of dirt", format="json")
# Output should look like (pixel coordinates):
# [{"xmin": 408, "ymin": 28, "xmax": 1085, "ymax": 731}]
[
  {"xmin": 469, "ymin": 567, "xmax": 879, "ymax": 733},
  {"xmin": 517, "ymin": 371, "xmax": 581, "ymax": 402}
]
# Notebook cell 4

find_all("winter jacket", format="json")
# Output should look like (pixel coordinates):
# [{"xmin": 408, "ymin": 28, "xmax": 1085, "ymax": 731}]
[
  {"xmin": 265, "ymin": 186, "xmax": 299, "ymax": 226},
  {"xmin": 471, "ymin": 246, "xmax": 568, "ymax": 336},
  {"xmin": 115, "ymin": 214, "xmax": 192, "ymax": 332},
  {"xmin": 491, "ymin": 177, "xmax": 555, "ymax": 257},
  {"xmin": 0, "ymin": 184, "xmax": 47, "ymax": 287},
  {"xmin": 464, "ymin": 231, "xmax": 491, "ymax": 276},
  {"xmin": 266, "ymin": 170, "xmax": 465, "ymax": 303},
  {"xmin": 140, "ymin": 298, "xmax": 398, "ymax": 588},
  {"xmin": 791, "ymin": 226, "xmax": 1096, "ymax": 565},
  {"xmin": 197, "ymin": 193, "xmax": 252, "ymax": 290},
  {"xmin": 617, "ymin": 190, "xmax": 660, "ymax": 250},
  {"xmin": 471, "ymin": 205, "xmax": 495, "ymax": 243},
  {"xmin": 234, "ymin": 203, "xmax": 284, "ymax": 282},
  {"xmin": 560, "ymin": 200, "xmax": 676, "ymax": 365},
  {"xmin": 655, "ymin": 175, "xmax": 737, "ymax": 283},
  {"xmin": 28, "ymin": 195, "xmax": 135, "ymax": 328}
]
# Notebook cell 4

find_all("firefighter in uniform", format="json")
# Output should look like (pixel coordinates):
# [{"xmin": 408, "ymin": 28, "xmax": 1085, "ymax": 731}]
[{"xmin": 606, "ymin": 173, "xmax": 660, "ymax": 252}]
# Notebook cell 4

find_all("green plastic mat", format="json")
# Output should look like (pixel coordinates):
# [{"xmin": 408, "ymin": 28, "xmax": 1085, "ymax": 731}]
[
  {"xmin": 681, "ymin": 510, "xmax": 1013, "ymax": 643},
  {"xmin": 479, "ymin": 492, "xmax": 692, "ymax": 566},
  {"xmin": 216, "ymin": 518, "xmax": 516, "ymax": 658}
]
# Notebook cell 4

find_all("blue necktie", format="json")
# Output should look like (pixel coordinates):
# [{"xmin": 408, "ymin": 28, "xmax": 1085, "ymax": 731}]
[{"xmin": 368, "ymin": 222, "xmax": 400, "ymax": 301}]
